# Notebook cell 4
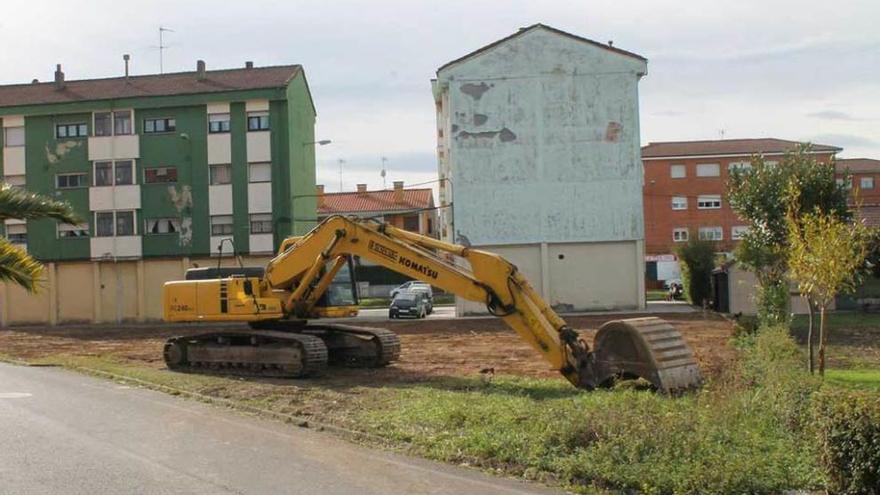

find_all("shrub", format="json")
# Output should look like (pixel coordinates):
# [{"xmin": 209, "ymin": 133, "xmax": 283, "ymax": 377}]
[
  {"xmin": 812, "ymin": 390, "xmax": 880, "ymax": 495},
  {"xmin": 676, "ymin": 238, "xmax": 716, "ymax": 306}
]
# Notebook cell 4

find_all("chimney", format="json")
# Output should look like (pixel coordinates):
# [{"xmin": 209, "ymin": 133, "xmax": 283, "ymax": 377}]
[
  {"xmin": 54, "ymin": 64, "xmax": 65, "ymax": 90},
  {"xmin": 607, "ymin": 40, "xmax": 614, "ymax": 47},
  {"xmin": 31, "ymin": 79, "xmax": 39, "ymax": 84},
  {"xmin": 196, "ymin": 60, "xmax": 206, "ymax": 80},
  {"xmin": 123, "ymin": 54, "xmax": 130, "ymax": 79},
  {"xmin": 316, "ymin": 184, "xmax": 325, "ymax": 208},
  {"xmin": 393, "ymin": 181, "xmax": 404, "ymax": 203},
  {"xmin": 245, "ymin": 61, "xmax": 254, "ymax": 69},
  {"xmin": 356, "ymin": 184, "xmax": 368, "ymax": 195}
]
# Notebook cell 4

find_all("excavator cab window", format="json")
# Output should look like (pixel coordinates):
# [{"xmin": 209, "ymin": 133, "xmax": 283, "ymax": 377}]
[{"xmin": 315, "ymin": 257, "xmax": 359, "ymax": 307}]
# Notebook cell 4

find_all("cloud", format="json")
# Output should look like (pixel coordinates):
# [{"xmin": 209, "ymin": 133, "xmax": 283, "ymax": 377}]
[
  {"xmin": 809, "ymin": 133, "xmax": 879, "ymax": 149},
  {"xmin": 806, "ymin": 110, "xmax": 862, "ymax": 121}
]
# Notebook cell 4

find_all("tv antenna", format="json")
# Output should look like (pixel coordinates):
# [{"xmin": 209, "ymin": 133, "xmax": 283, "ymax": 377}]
[
  {"xmin": 380, "ymin": 156, "xmax": 388, "ymax": 189},
  {"xmin": 158, "ymin": 26, "xmax": 174, "ymax": 74}
]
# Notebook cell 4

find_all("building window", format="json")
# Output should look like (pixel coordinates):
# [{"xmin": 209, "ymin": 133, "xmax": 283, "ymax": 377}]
[
  {"xmin": 115, "ymin": 160, "xmax": 133, "ymax": 185},
  {"xmin": 670, "ymin": 164, "xmax": 686, "ymax": 179},
  {"xmin": 248, "ymin": 162, "xmax": 271, "ymax": 183},
  {"xmin": 211, "ymin": 215, "xmax": 234, "ymax": 236},
  {"xmin": 114, "ymin": 111, "xmax": 133, "ymax": 135},
  {"xmin": 55, "ymin": 123, "xmax": 88, "ymax": 139},
  {"xmin": 728, "ymin": 161, "xmax": 752, "ymax": 173},
  {"xmin": 4, "ymin": 175, "xmax": 25, "ymax": 187},
  {"xmin": 247, "ymin": 111, "xmax": 269, "ymax": 131},
  {"xmin": 95, "ymin": 211, "xmax": 135, "ymax": 237},
  {"xmin": 93, "ymin": 111, "xmax": 132, "ymax": 136},
  {"xmin": 696, "ymin": 163, "xmax": 720, "ymax": 177},
  {"xmin": 144, "ymin": 167, "xmax": 178, "ymax": 184},
  {"xmin": 403, "ymin": 215, "xmax": 420, "ymax": 232},
  {"xmin": 671, "ymin": 196, "xmax": 688, "ymax": 210},
  {"xmin": 116, "ymin": 211, "xmax": 135, "ymax": 236},
  {"xmin": 765, "ymin": 160, "xmax": 779, "ymax": 168},
  {"xmin": 861, "ymin": 177, "xmax": 874, "ymax": 189},
  {"xmin": 731, "ymin": 225, "xmax": 749, "ymax": 240},
  {"xmin": 3, "ymin": 126, "xmax": 24, "ymax": 147},
  {"xmin": 58, "ymin": 223, "xmax": 89, "ymax": 238},
  {"xmin": 56, "ymin": 173, "xmax": 88, "ymax": 189},
  {"xmin": 94, "ymin": 161, "xmax": 134, "ymax": 186},
  {"xmin": 143, "ymin": 117, "xmax": 176, "ymax": 134},
  {"xmin": 208, "ymin": 113, "xmax": 231, "ymax": 133},
  {"xmin": 209, "ymin": 164, "xmax": 232, "ymax": 185},
  {"xmin": 698, "ymin": 226, "xmax": 723, "ymax": 241},
  {"xmin": 672, "ymin": 228, "xmax": 688, "ymax": 242},
  {"xmin": 697, "ymin": 194, "xmax": 722, "ymax": 209},
  {"xmin": 6, "ymin": 224, "xmax": 26, "ymax": 245},
  {"xmin": 145, "ymin": 217, "xmax": 181, "ymax": 235},
  {"xmin": 249, "ymin": 213, "xmax": 273, "ymax": 234},
  {"xmin": 94, "ymin": 162, "xmax": 113, "ymax": 186},
  {"xmin": 836, "ymin": 177, "xmax": 852, "ymax": 189},
  {"xmin": 95, "ymin": 212, "xmax": 115, "ymax": 237}
]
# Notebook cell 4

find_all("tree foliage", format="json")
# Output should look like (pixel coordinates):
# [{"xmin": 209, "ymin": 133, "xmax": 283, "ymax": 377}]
[
  {"xmin": 675, "ymin": 238, "xmax": 716, "ymax": 306},
  {"xmin": 0, "ymin": 182, "xmax": 80, "ymax": 292},
  {"xmin": 727, "ymin": 145, "xmax": 850, "ymax": 324},
  {"xmin": 786, "ymin": 193, "xmax": 871, "ymax": 375}
]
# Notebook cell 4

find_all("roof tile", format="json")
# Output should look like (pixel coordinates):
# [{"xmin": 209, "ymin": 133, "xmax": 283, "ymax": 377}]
[
  {"xmin": 318, "ymin": 188, "xmax": 434, "ymax": 215},
  {"xmin": 641, "ymin": 138, "xmax": 841, "ymax": 158},
  {"xmin": 0, "ymin": 65, "xmax": 301, "ymax": 107}
]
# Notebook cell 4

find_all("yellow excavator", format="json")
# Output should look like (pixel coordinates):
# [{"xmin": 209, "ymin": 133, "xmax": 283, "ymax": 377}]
[{"xmin": 163, "ymin": 215, "xmax": 702, "ymax": 392}]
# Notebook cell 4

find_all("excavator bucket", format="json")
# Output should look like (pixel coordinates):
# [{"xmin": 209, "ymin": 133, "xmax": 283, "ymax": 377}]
[{"xmin": 590, "ymin": 317, "xmax": 702, "ymax": 393}]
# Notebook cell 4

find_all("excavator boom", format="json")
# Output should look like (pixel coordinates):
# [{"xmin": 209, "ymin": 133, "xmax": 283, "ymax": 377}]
[{"xmin": 163, "ymin": 215, "xmax": 702, "ymax": 392}]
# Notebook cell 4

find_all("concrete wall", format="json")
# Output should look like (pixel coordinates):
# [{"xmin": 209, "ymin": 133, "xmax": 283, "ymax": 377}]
[
  {"xmin": 436, "ymin": 26, "xmax": 647, "ymax": 312},
  {"xmin": 726, "ymin": 264, "xmax": 834, "ymax": 315},
  {"xmin": 457, "ymin": 240, "xmax": 643, "ymax": 315},
  {"xmin": 0, "ymin": 256, "xmax": 272, "ymax": 325}
]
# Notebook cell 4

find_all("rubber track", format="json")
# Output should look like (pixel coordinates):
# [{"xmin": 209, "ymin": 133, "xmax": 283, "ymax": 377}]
[
  {"xmin": 164, "ymin": 330, "xmax": 328, "ymax": 379},
  {"xmin": 306, "ymin": 324, "xmax": 401, "ymax": 367}
]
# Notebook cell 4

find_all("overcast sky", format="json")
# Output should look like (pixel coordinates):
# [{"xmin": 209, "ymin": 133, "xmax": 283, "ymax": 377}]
[{"xmin": 1, "ymin": 0, "xmax": 877, "ymax": 192}]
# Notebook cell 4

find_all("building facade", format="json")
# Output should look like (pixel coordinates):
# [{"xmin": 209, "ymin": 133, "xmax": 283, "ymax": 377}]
[
  {"xmin": 316, "ymin": 181, "xmax": 436, "ymax": 237},
  {"xmin": 433, "ymin": 24, "xmax": 649, "ymax": 313},
  {"xmin": 0, "ymin": 61, "xmax": 317, "ymax": 324},
  {"xmin": 837, "ymin": 158, "xmax": 880, "ymax": 226},
  {"xmin": 641, "ymin": 138, "xmax": 840, "ymax": 283}
]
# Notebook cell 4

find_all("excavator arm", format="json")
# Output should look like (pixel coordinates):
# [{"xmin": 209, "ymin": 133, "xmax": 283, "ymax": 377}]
[{"xmin": 262, "ymin": 216, "xmax": 702, "ymax": 391}]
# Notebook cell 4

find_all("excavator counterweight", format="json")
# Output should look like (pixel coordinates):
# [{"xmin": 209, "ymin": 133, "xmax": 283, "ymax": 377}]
[{"xmin": 162, "ymin": 216, "xmax": 702, "ymax": 392}]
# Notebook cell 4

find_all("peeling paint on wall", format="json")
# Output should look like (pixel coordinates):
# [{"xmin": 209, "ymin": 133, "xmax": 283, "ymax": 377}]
[
  {"xmin": 45, "ymin": 141, "xmax": 82, "ymax": 165},
  {"xmin": 460, "ymin": 82, "xmax": 492, "ymax": 100},
  {"xmin": 605, "ymin": 122, "xmax": 622, "ymax": 142},
  {"xmin": 456, "ymin": 127, "xmax": 517, "ymax": 143},
  {"xmin": 168, "ymin": 185, "xmax": 194, "ymax": 246},
  {"xmin": 473, "ymin": 113, "xmax": 488, "ymax": 126}
]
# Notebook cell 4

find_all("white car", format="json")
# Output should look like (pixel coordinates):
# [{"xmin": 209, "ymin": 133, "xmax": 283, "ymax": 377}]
[{"xmin": 390, "ymin": 281, "xmax": 433, "ymax": 299}]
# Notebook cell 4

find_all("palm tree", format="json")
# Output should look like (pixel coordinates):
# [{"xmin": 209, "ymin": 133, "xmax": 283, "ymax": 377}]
[{"xmin": 0, "ymin": 182, "xmax": 80, "ymax": 292}]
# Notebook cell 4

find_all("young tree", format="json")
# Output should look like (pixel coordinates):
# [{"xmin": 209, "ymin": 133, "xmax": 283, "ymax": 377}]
[
  {"xmin": 786, "ymin": 198, "xmax": 871, "ymax": 375},
  {"xmin": 727, "ymin": 145, "xmax": 849, "ymax": 326},
  {"xmin": 675, "ymin": 238, "xmax": 716, "ymax": 306},
  {"xmin": 0, "ymin": 183, "xmax": 79, "ymax": 291}
]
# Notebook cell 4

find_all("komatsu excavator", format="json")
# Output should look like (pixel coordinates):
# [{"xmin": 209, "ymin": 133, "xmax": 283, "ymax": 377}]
[{"xmin": 163, "ymin": 215, "xmax": 702, "ymax": 392}]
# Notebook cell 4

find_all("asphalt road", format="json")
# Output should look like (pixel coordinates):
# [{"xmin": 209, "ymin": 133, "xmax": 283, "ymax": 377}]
[{"xmin": 0, "ymin": 362, "xmax": 560, "ymax": 495}]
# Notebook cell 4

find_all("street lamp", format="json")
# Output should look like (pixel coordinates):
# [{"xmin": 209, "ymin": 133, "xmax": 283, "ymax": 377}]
[{"xmin": 303, "ymin": 139, "xmax": 332, "ymax": 146}]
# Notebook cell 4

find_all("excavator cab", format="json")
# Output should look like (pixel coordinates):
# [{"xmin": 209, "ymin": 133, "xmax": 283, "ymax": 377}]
[{"xmin": 309, "ymin": 257, "xmax": 360, "ymax": 318}]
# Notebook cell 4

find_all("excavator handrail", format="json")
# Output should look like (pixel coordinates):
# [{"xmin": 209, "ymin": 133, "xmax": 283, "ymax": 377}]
[{"xmin": 262, "ymin": 215, "xmax": 594, "ymax": 388}]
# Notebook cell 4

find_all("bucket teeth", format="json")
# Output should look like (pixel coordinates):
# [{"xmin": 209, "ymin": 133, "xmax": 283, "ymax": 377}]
[{"xmin": 590, "ymin": 317, "xmax": 702, "ymax": 393}]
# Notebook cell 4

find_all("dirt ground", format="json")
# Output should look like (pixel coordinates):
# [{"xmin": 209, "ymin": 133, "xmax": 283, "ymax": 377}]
[{"xmin": 0, "ymin": 312, "xmax": 736, "ymax": 385}]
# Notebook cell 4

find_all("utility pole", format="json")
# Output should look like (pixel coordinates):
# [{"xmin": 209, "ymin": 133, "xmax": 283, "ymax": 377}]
[
  {"xmin": 380, "ymin": 156, "xmax": 388, "ymax": 189},
  {"xmin": 158, "ymin": 26, "xmax": 174, "ymax": 74},
  {"xmin": 338, "ymin": 159, "xmax": 346, "ymax": 191}
]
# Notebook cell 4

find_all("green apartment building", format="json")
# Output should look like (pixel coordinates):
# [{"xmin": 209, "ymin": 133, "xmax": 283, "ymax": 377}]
[{"xmin": 0, "ymin": 61, "xmax": 317, "ymax": 324}]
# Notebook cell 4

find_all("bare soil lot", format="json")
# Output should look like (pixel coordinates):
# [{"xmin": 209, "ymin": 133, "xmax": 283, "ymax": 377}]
[{"xmin": 0, "ymin": 312, "xmax": 735, "ymax": 385}]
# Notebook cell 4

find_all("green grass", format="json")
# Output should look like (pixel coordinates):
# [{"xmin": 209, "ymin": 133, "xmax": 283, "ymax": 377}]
[
  {"xmin": 791, "ymin": 310, "xmax": 880, "ymax": 331},
  {"xmin": 825, "ymin": 368, "xmax": 880, "ymax": 391},
  {"xmin": 646, "ymin": 289, "xmax": 668, "ymax": 302}
]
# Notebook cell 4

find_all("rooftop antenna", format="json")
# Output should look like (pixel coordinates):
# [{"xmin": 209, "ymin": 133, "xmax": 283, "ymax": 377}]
[
  {"xmin": 158, "ymin": 26, "xmax": 174, "ymax": 74},
  {"xmin": 380, "ymin": 156, "xmax": 388, "ymax": 189},
  {"xmin": 719, "ymin": 128, "xmax": 726, "ymax": 140},
  {"xmin": 338, "ymin": 159, "xmax": 346, "ymax": 191}
]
